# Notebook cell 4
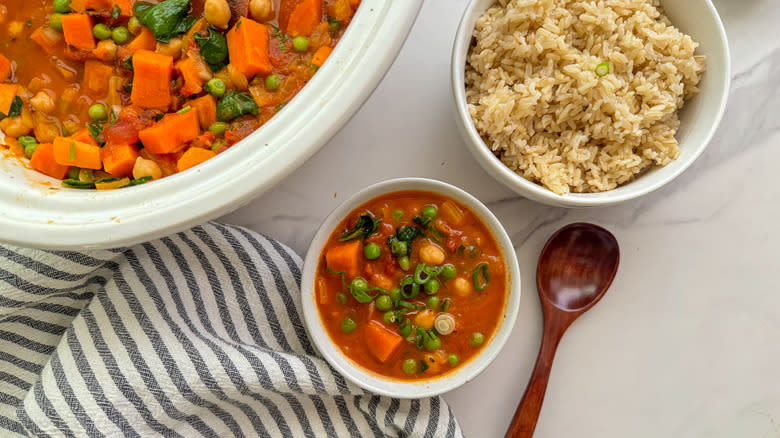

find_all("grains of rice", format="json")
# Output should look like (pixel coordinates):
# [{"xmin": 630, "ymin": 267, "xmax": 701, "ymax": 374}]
[{"xmin": 465, "ymin": 0, "xmax": 705, "ymax": 195}]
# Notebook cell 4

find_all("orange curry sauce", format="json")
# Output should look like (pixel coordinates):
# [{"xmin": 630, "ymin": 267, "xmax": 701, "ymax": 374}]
[{"xmin": 315, "ymin": 191, "xmax": 507, "ymax": 380}]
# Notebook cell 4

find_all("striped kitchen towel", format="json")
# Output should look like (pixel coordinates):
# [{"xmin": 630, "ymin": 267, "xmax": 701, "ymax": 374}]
[{"xmin": 0, "ymin": 223, "xmax": 463, "ymax": 437}]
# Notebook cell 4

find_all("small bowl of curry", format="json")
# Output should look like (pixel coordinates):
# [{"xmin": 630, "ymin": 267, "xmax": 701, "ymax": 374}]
[{"xmin": 301, "ymin": 178, "xmax": 521, "ymax": 398}]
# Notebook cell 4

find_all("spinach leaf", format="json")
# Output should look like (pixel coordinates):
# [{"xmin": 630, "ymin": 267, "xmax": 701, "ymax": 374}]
[
  {"xmin": 88, "ymin": 121, "xmax": 104, "ymax": 144},
  {"xmin": 194, "ymin": 27, "xmax": 228, "ymax": 71},
  {"xmin": 339, "ymin": 214, "xmax": 381, "ymax": 241},
  {"xmin": 216, "ymin": 91, "xmax": 259, "ymax": 122},
  {"xmin": 134, "ymin": 0, "xmax": 193, "ymax": 43},
  {"xmin": 396, "ymin": 225, "xmax": 421, "ymax": 243}
]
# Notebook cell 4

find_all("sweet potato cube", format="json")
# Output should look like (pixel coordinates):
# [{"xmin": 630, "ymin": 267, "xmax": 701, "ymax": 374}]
[{"xmin": 130, "ymin": 50, "xmax": 174, "ymax": 111}]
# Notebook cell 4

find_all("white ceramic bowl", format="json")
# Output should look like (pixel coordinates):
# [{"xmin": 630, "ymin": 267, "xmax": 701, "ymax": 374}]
[
  {"xmin": 0, "ymin": 0, "xmax": 421, "ymax": 249},
  {"xmin": 301, "ymin": 178, "xmax": 521, "ymax": 398},
  {"xmin": 451, "ymin": 0, "xmax": 731, "ymax": 207}
]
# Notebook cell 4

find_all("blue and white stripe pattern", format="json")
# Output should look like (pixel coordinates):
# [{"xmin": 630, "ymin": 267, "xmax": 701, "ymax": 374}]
[{"xmin": 0, "ymin": 223, "xmax": 462, "ymax": 437}]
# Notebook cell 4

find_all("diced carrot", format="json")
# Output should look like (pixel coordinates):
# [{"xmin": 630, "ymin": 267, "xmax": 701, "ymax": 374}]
[
  {"xmin": 62, "ymin": 14, "xmax": 96, "ymax": 50},
  {"xmin": 137, "ymin": 109, "xmax": 200, "ymax": 154},
  {"xmin": 0, "ymin": 84, "xmax": 19, "ymax": 115},
  {"xmin": 365, "ymin": 320, "xmax": 403, "ymax": 363},
  {"xmin": 30, "ymin": 27, "xmax": 64, "ymax": 55},
  {"xmin": 68, "ymin": 128, "xmax": 100, "ymax": 147},
  {"xmin": 30, "ymin": 143, "xmax": 70, "ymax": 179},
  {"xmin": 190, "ymin": 97, "xmax": 217, "ymax": 130},
  {"xmin": 311, "ymin": 45, "xmax": 332, "ymax": 68},
  {"xmin": 176, "ymin": 57, "xmax": 206, "ymax": 97},
  {"xmin": 188, "ymin": 95, "xmax": 217, "ymax": 129},
  {"xmin": 118, "ymin": 27, "xmax": 157, "ymax": 59},
  {"xmin": 325, "ymin": 240, "xmax": 361, "ymax": 279},
  {"xmin": 176, "ymin": 147, "xmax": 216, "ymax": 172},
  {"xmin": 82, "ymin": 60, "xmax": 114, "ymax": 96},
  {"xmin": 326, "ymin": 0, "xmax": 352, "ymax": 21},
  {"xmin": 130, "ymin": 50, "xmax": 173, "ymax": 111},
  {"xmin": 348, "ymin": 0, "xmax": 360, "ymax": 9},
  {"xmin": 440, "ymin": 201, "xmax": 466, "ymax": 225},
  {"xmin": 101, "ymin": 143, "xmax": 139, "ymax": 177},
  {"xmin": 52, "ymin": 136, "xmax": 102, "ymax": 169},
  {"xmin": 69, "ymin": 0, "xmax": 113, "ymax": 12},
  {"xmin": 226, "ymin": 18, "xmax": 271, "ymax": 79},
  {"xmin": 0, "ymin": 54, "xmax": 12, "ymax": 81},
  {"xmin": 112, "ymin": 0, "xmax": 134, "ymax": 16},
  {"xmin": 285, "ymin": 0, "xmax": 322, "ymax": 37}
]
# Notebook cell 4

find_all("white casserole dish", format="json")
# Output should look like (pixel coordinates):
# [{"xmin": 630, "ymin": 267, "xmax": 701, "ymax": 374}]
[{"xmin": 0, "ymin": 0, "xmax": 422, "ymax": 249}]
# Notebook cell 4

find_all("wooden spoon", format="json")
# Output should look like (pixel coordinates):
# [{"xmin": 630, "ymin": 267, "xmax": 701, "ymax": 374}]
[{"xmin": 506, "ymin": 223, "xmax": 620, "ymax": 437}]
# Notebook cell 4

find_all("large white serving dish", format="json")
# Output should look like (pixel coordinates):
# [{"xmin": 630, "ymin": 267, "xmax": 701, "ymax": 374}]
[{"xmin": 0, "ymin": 0, "xmax": 422, "ymax": 249}]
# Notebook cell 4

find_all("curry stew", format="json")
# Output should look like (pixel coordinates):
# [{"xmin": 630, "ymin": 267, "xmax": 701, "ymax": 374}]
[
  {"xmin": 0, "ymin": 0, "xmax": 358, "ymax": 189},
  {"xmin": 315, "ymin": 191, "xmax": 508, "ymax": 380}
]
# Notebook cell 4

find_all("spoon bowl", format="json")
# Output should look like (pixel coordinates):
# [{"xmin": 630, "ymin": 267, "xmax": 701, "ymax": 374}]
[
  {"xmin": 537, "ymin": 223, "xmax": 620, "ymax": 311},
  {"xmin": 506, "ymin": 223, "xmax": 619, "ymax": 437}
]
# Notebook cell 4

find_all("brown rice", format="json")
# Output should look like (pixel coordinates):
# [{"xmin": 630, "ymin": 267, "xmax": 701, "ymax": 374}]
[{"xmin": 465, "ymin": 0, "xmax": 705, "ymax": 195}]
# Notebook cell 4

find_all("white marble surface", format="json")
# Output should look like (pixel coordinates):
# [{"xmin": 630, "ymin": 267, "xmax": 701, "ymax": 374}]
[{"xmin": 221, "ymin": 1, "xmax": 780, "ymax": 436}]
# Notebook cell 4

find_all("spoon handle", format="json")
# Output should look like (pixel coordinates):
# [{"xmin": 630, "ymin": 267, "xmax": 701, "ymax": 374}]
[{"xmin": 505, "ymin": 319, "xmax": 566, "ymax": 438}]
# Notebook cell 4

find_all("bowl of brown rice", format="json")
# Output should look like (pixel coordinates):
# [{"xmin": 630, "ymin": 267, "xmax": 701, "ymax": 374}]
[{"xmin": 451, "ymin": 0, "xmax": 730, "ymax": 207}]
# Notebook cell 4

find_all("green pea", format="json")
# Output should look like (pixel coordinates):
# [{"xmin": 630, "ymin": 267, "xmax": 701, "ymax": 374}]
[
  {"xmin": 423, "ymin": 279, "xmax": 439, "ymax": 295},
  {"xmin": 469, "ymin": 332, "xmax": 485, "ymax": 347},
  {"xmin": 422, "ymin": 204, "xmax": 438, "ymax": 219},
  {"xmin": 389, "ymin": 288, "xmax": 401, "ymax": 305},
  {"xmin": 399, "ymin": 319, "xmax": 412, "ymax": 337},
  {"xmin": 364, "ymin": 243, "xmax": 381, "ymax": 260},
  {"xmin": 88, "ymin": 104, "xmax": 107, "ymax": 121},
  {"xmin": 340, "ymin": 317, "xmax": 357, "ymax": 333},
  {"xmin": 439, "ymin": 264, "xmax": 456, "ymax": 281},
  {"xmin": 52, "ymin": 0, "xmax": 71, "ymax": 13},
  {"xmin": 208, "ymin": 121, "xmax": 228, "ymax": 136},
  {"xmin": 382, "ymin": 311, "xmax": 395, "ymax": 324},
  {"xmin": 447, "ymin": 354, "xmax": 459, "ymax": 366},
  {"xmin": 390, "ymin": 240, "xmax": 407, "ymax": 257},
  {"xmin": 398, "ymin": 256, "xmax": 410, "ymax": 271},
  {"xmin": 292, "ymin": 36, "xmax": 309, "ymax": 52},
  {"xmin": 426, "ymin": 296, "xmax": 439, "ymax": 309},
  {"xmin": 49, "ymin": 13, "xmax": 64, "ymax": 32},
  {"xmin": 375, "ymin": 295, "xmax": 392, "ymax": 312},
  {"xmin": 111, "ymin": 26, "xmax": 130, "ymax": 44},
  {"xmin": 93, "ymin": 23, "xmax": 112, "ymax": 40},
  {"xmin": 127, "ymin": 16, "xmax": 142, "ymax": 35},
  {"xmin": 19, "ymin": 136, "xmax": 38, "ymax": 159},
  {"xmin": 205, "ymin": 78, "xmax": 226, "ymax": 98},
  {"xmin": 402, "ymin": 358, "xmax": 417, "ymax": 375},
  {"xmin": 350, "ymin": 277, "xmax": 368, "ymax": 295},
  {"xmin": 392, "ymin": 209, "xmax": 403, "ymax": 220},
  {"xmin": 265, "ymin": 74, "xmax": 280, "ymax": 91},
  {"xmin": 423, "ymin": 331, "xmax": 441, "ymax": 351},
  {"xmin": 336, "ymin": 293, "xmax": 347, "ymax": 305}
]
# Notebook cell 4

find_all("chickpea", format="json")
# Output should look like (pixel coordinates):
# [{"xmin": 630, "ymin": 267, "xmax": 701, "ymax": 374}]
[
  {"xmin": 132, "ymin": 157, "xmax": 162, "ymax": 180},
  {"xmin": 30, "ymin": 91, "xmax": 56, "ymax": 114},
  {"xmin": 0, "ymin": 117, "xmax": 32, "ymax": 138},
  {"xmin": 203, "ymin": 0, "xmax": 231, "ymax": 29},
  {"xmin": 452, "ymin": 277, "xmax": 471, "ymax": 297},
  {"xmin": 8, "ymin": 21, "xmax": 24, "ymax": 39},
  {"xmin": 96, "ymin": 39, "xmax": 118, "ymax": 61},
  {"xmin": 413, "ymin": 310, "xmax": 436, "ymax": 330},
  {"xmin": 156, "ymin": 37, "xmax": 183, "ymax": 59},
  {"xmin": 419, "ymin": 244, "xmax": 446, "ymax": 265},
  {"xmin": 249, "ymin": 0, "xmax": 274, "ymax": 22}
]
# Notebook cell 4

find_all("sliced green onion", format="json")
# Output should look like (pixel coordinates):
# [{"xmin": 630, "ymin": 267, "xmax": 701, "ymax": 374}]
[
  {"xmin": 127, "ymin": 176, "xmax": 153, "ymax": 186},
  {"xmin": 177, "ymin": 105, "xmax": 191, "ymax": 114},
  {"xmin": 399, "ymin": 276, "xmax": 419, "ymax": 299},
  {"xmin": 472, "ymin": 263, "xmax": 490, "ymax": 291},
  {"xmin": 441, "ymin": 298, "xmax": 451, "ymax": 312},
  {"xmin": 62, "ymin": 179, "xmax": 94, "ymax": 189},
  {"xmin": 595, "ymin": 61, "xmax": 610, "ymax": 77},
  {"xmin": 68, "ymin": 142, "xmax": 76, "ymax": 161},
  {"xmin": 414, "ymin": 263, "xmax": 431, "ymax": 284}
]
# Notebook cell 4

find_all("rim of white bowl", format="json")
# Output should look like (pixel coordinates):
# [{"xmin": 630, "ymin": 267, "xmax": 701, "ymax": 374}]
[
  {"xmin": 0, "ymin": 0, "xmax": 422, "ymax": 249},
  {"xmin": 301, "ymin": 177, "xmax": 521, "ymax": 398},
  {"xmin": 450, "ymin": 0, "xmax": 731, "ymax": 208}
]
